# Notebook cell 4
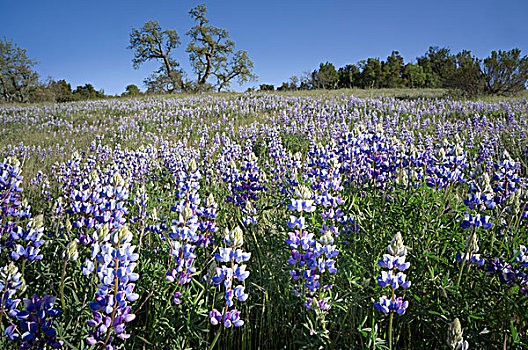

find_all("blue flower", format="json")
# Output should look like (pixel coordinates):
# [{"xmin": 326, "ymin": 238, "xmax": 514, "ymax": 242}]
[{"xmin": 374, "ymin": 233, "xmax": 411, "ymax": 316}]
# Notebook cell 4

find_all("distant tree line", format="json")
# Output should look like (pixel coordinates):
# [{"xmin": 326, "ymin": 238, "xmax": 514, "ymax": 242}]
[
  {"xmin": 3, "ymin": 28, "xmax": 528, "ymax": 104},
  {"xmin": 263, "ymin": 47, "xmax": 528, "ymax": 96},
  {"xmin": 0, "ymin": 37, "xmax": 108, "ymax": 103}
]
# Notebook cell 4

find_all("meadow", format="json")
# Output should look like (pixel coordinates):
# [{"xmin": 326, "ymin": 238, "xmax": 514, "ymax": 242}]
[{"xmin": 0, "ymin": 89, "xmax": 527, "ymax": 349}]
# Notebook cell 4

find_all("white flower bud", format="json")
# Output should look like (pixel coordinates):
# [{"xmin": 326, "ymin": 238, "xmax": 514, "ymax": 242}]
[
  {"xmin": 296, "ymin": 185, "xmax": 312, "ymax": 200},
  {"xmin": 94, "ymin": 223, "xmax": 110, "ymax": 242},
  {"xmin": 188, "ymin": 158, "xmax": 198, "ymax": 173},
  {"xmin": 113, "ymin": 225, "xmax": 132, "ymax": 244},
  {"xmin": 206, "ymin": 193, "xmax": 216, "ymax": 207},
  {"xmin": 447, "ymin": 318, "xmax": 469, "ymax": 350},
  {"xmin": 320, "ymin": 231, "xmax": 334, "ymax": 245},
  {"xmin": 388, "ymin": 232, "xmax": 407, "ymax": 256},
  {"xmin": 225, "ymin": 226, "xmax": 244, "ymax": 247},
  {"xmin": 63, "ymin": 240, "xmax": 79, "ymax": 261}
]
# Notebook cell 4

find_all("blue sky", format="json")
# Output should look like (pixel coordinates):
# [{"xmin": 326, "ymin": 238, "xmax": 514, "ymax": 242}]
[{"xmin": 1, "ymin": 0, "xmax": 527, "ymax": 95}]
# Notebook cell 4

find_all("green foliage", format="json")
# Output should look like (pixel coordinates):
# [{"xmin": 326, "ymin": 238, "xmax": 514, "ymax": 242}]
[
  {"xmin": 483, "ymin": 49, "xmax": 528, "ymax": 95},
  {"xmin": 417, "ymin": 46, "xmax": 457, "ymax": 88},
  {"xmin": 128, "ymin": 20, "xmax": 182, "ymax": 93},
  {"xmin": 48, "ymin": 80, "xmax": 74, "ymax": 103},
  {"xmin": 214, "ymin": 50, "xmax": 257, "ymax": 92},
  {"xmin": 402, "ymin": 63, "xmax": 426, "ymax": 88},
  {"xmin": 312, "ymin": 61, "xmax": 339, "ymax": 89},
  {"xmin": 381, "ymin": 51, "xmax": 405, "ymax": 88},
  {"xmin": 259, "ymin": 84, "xmax": 274, "ymax": 91},
  {"xmin": 294, "ymin": 46, "xmax": 527, "ymax": 97},
  {"xmin": 0, "ymin": 37, "xmax": 40, "ymax": 103},
  {"xmin": 72, "ymin": 83, "xmax": 105, "ymax": 100},
  {"xmin": 28, "ymin": 83, "xmax": 57, "ymax": 103},
  {"xmin": 277, "ymin": 81, "xmax": 296, "ymax": 91},
  {"xmin": 359, "ymin": 58, "xmax": 383, "ymax": 88},
  {"xmin": 122, "ymin": 84, "xmax": 141, "ymax": 97},
  {"xmin": 338, "ymin": 64, "xmax": 360, "ymax": 89},
  {"xmin": 446, "ymin": 50, "xmax": 485, "ymax": 97}
]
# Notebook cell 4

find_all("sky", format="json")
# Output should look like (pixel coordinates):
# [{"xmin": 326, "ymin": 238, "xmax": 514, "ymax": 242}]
[{"xmin": 1, "ymin": 0, "xmax": 527, "ymax": 95}]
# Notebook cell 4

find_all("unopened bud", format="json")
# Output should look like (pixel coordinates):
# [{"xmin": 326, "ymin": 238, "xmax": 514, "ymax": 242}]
[
  {"xmin": 447, "ymin": 318, "xmax": 469, "ymax": 350},
  {"xmin": 388, "ymin": 232, "xmax": 407, "ymax": 256},
  {"xmin": 187, "ymin": 158, "xmax": 198, "ymax": 173},
  {"xmin": 206, "ymin": 193, "xmax": 216, "ymax": 207},
  {"xmin": 94, "ymin": 223, "xmax": 110, "ymax": 242},
  {"xmin": 113, "ymin": 225, "xmax": 132, "ymax": 244},
  {"xmin": 225, "ymin": 226, "xmax": 244, "ymax": 247},
  {"xmin": 296, "ymin": 185, "xmax": 312, "ymax": 200},
  {"xmin": 63, "ymin": 240, "xmax": 79, "ymax": 261}
]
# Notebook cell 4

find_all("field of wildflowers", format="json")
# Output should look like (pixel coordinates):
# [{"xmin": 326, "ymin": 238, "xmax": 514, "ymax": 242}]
[{"xmin": 0, "ymin": 92, "xmax": 527, "ymax": 349}]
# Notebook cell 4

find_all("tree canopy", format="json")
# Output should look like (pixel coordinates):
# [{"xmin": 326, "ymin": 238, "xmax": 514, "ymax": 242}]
[
  {"xmin": 186, "ymin": 4, "xmax": 256, "ymax": 91},
  {"xmin": 128, "ymin": 20, "xmax": 183, "ymax": 93},
  {"xmin": 483, "ymin": 49, "xmax": 528, "ymax": 95},
  {"xmin": 0, "ymin": 37, "xmax": 39, "ymax": 103}
]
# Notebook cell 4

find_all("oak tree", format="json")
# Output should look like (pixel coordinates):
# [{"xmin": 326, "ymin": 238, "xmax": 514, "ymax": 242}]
[
  {"xmin": 128, "ymin": 20, "xmax": 182, "ymax": 93},
  {"xmin": 0, "ymin": 37, "xmax": 39, "ymax": 103},
  {"xmin": 186, "ymin": 4, "xmax": 255, "ymax": 91}
]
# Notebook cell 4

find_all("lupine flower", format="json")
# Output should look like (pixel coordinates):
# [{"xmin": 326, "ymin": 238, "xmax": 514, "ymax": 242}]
[
  {"xmin": 68, "ymin": 169, "xmax": 130, "ymax": 245},
  {"xmin": 447, "ymin": 318, "xmax": 469, "ymax": 350},
  {"xmin": 456, "ymin": 232, "xmax": 485, "ymax": 267},
  {"xmin": 84, "ymin": 225, "xmax": 139, "ymax": 348},
  {"xmin": 0, "ymin": 263, "xmax": 24, "ymax": 317},
  {"xmin": 374, "ymin": 233, "xmax": 411, "ymax": 316},
  {"xmin": 62, "ymin": 240, "xmax": 79, "ymax": 262},
  {"xmin": 223, "ymin": 150, "xmax": 267, "ymax": 224},
  {"xmin": 8, "ymin": 215, "xmax": 45, "ymax": 262},
  {"xmin": 513, "ymin": 245, "xmax": 528, "ymax": 267},
  {"xmin": 460, "ymin": 214, "xmax": 493, "ymax": 230},
  {"xmin": 484, "ymin": 248, "xmax": 528, "ymax": 295},
  {"xmin": 285, "ymin": 185, "xmax": 339, "ymax": 311},
  {"xmin": 209, "ymin": 227, "xmax": 250, "ymax": 327},
  {"xmin": 166, "ymin": 157, "xmax": 212, "ymax": 287},
  {"xmin": 10, "ymin": 294, "xmax": 63, "ymax": 349}
]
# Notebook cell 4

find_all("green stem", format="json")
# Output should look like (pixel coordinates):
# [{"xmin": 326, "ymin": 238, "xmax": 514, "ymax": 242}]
[
  {"xmin": 21, "ymin": 259, "xmax": 26, "ymax": 277},
  {"xmin": 0, "ymin": 288, "xmax": 6, "ymax": 334},
  {"xmin": 208, "ymin": 326, "xmax": 222, "ymax": 350},
  {"xmin": 388, "ymin": 311, "xmax": 394, "ymax": 350},
  {"xmin": 456, "ymin": 229, "xmax": 475, "ymax": 288},
  {"xmin": 60, "ymin": 260, "xmax": 68, "ymax": 313}
]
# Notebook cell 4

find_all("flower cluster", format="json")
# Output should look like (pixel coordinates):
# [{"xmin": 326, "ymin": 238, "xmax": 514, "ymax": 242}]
[
  {"xmin": 464, "ymin": 171, "xmax": 496, "ymax": 212},
  {"xmin": 455, "ymin": 231, "xmax": 485, "ymax": 267},
  {"xmin": 427, "ymin": 138, "xmax": 468, "ymax": 189},
  {"xmin": 482, "ymin": 245, "xmax": 528, "ymax": 295},
  {"xmin": 0, "ymin": 263, "xmax": 24, "ymax": 321},
  {"xmin": 337, "ymin": 127, "xmax": 401, "ymax": 190},
  {"xmin": 209, "ymin": 227, "xmax": 250, "ymax": 327},
  {"xmin": 8, "ymin": 215, "xmax": 45, "ymax": 262},
  {"xmin": 83, "ymin": 225, "xmax": 139, "ymax": 348},
  {"xmin": 68, "ymin": 169, "xmax": 129, "ymax": 245},
  {"xmin": 374, "ymin": 233, "xmax": 411, "ymax": 315},
  {"xmin": 447, "ymin": 318, "xmax": 469, "ymax": 350},
  {"xmin": 7, "ymin": 294, "xmax": 63, "ymax": 349},
  {"xmin": 1, "ymin": 157, "xmax": 37, "ymax": 258},
  {"xmin": 166, "ymin": 158, "xmax": 210, "ymax": 286},
  {"xmin": 0, "ymin": 157, "xmax": 25, "ymax": 227},
  {"xmin": 223, "ymin": 150, "xmax": 267, "ymax": 225},
  {"xmin": 286, "ymin": 185, "xmax": 338, "ymax": 311}
]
